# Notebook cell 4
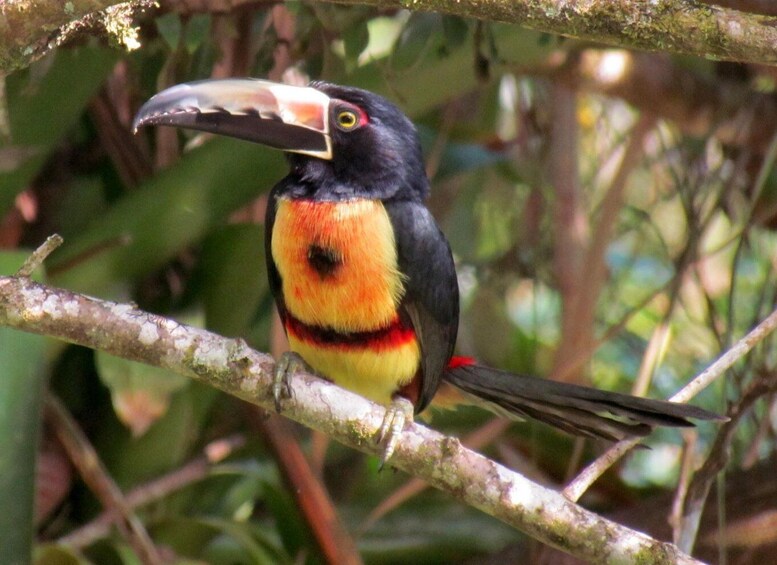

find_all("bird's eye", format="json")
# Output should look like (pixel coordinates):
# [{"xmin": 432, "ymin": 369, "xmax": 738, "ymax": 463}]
[{"xmin": 336, "ymin": 110, "xmax": 359, "ymax": 130}]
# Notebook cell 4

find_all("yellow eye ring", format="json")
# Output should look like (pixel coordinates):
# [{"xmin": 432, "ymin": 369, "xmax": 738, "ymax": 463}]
[{"xmin": 336, "ymin": 110, "xmax": 359, "ymax": 130}]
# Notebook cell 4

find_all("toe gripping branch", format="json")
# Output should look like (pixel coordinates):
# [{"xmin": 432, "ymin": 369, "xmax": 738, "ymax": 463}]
[
  {"xmin": 271, "ymin": 351, "xmax": 414, "ymax": 466},
  {"xmin": 273, "ymin": 351, "xmax": 309, "ymax": 412},
  {"xmin": 377, "ymin": 396, "xmax": 415, "ymax": 467}
]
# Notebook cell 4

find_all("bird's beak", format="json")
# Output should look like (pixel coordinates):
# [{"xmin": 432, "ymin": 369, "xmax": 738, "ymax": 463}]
[{"xmin": 133, "ymin": 79, "xmax": 333, "ymax": 160}]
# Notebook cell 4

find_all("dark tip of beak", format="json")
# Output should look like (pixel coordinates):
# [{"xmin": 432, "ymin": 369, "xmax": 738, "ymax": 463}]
[{"xmin": 133, "ymin": 87, "xmax": 219, "ymax": 135}]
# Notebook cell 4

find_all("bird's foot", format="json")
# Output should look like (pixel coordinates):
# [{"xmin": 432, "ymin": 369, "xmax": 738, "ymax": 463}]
[
  {"xmin": 273, "ymin": 351, "xmax": 308, "ymax": 412},
  {"xmin": 376, "ymin": 396, "xmax": 414, "ymax": 468}
]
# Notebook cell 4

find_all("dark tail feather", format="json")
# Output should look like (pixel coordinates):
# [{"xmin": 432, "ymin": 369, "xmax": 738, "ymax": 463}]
[{"xmin": 443, "ymin": 363, "xmax": 724, "ymax": 442}]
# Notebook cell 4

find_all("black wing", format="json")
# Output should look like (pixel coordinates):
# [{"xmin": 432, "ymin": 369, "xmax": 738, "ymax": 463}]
[
  {"xmin": 385, "ymin": 199, "xmax": 459, "ymax": 413},
  {"xmin": 264, "ymin": 183, "xmax": 286, "ymax": 318}
]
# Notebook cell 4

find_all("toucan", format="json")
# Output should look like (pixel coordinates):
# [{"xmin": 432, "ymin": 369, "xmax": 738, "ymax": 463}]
[{"xmin": 134, "ymin": 79, "xmax": 721, "ymax": 459}]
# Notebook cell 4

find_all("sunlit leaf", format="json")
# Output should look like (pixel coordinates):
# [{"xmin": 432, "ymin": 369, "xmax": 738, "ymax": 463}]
[
  {"xmin": 95, "ymin": 351, "xmax": 189, "ymax": 437},
  {"xmin": 34, "ymin": 544, "xmax": 91, "ymax": 565}
]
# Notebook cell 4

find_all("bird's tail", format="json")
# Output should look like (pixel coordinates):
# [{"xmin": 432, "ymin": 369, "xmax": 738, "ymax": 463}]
[{"xmin": 441, "ymin": 358, "xmax": 723, "ymax": 441}]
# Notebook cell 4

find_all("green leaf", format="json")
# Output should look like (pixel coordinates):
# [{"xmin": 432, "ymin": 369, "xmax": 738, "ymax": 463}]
[
  {"xmin": 343, "ymin": 23, "xmax": 370, "ymax": 71},
  {"xmin": 53, "ymin": 176, "xmax": 109, "ymax": 237},
  {"xmin": 356, "ymin": 499, "xmax": 517, "ymax": 563},
  {"xmin": 345, "ymin": 24, "xmax": 557, "ymax": 118},
  {"xmin": 417, "ymin": 126, "xmax": 505, "ymax": 180},
  {"xmin": 262, "ymin": 481, "xmax": 311, "ymax": 559},
  {"xmin": 152, "ymin": 516, "xmax": 288, "ymax": 564},
  {"xmin": 49, "ymin": 138, "xmax": 285, "ymax": 297},
  {"xmin": 0, "ymin": 47, "xmax": 117, "ymax": 215},
  {"xmin": 441, "ymin": 16, "xmax": 470, "ymax": 50},
  {"xmin": 0, "ymin": 252, "xmax": 46, "ymax": 565},
  {"xmin": 185, "ymin": 15, "xmax": 212, "ymax": 55},
  {"xmin": 96, "ymin": 380, "xmax": 217, "ymax": 487},
  {"xmin": 155, "ymin": 13, "xmax": 183, "ymax": 51},
  {"xmin": 95, "ymin": 351, "xmax": 189, "ymax": 437},
  {"xmin": 199, "ymin": 224, "xmax": 269, "ymax": 339},
  {"xmin": 34, "ymin": 543, "xmax": 92, "ymax": 565},
  {"xmin": 390, "ymin": 13, "xmax": 442, "ymax": 71}
]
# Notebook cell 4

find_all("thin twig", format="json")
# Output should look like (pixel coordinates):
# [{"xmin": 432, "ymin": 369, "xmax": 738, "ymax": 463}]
[
  {"xmin": 564, "ymin": 304, "xmax": 777, "ymax": 502},
  {"xmin": 16, "ymin": 234, "xmax": 63, "ymax": 277},
  {"xmin": 550, "ymin": 80, "xmax": 587, "ymax": 383},
  {"xmin": 671, "ymin": 307, "xmax": 777, "ymax": 403},
  {"xmin": 59, "ymin": 435, "xmax": 245, "ymax": 549},
  {"xmin": 552, "ymin": 113, "xmax": 654, "ymax": 383},
  {"xmin": 675, "ymin": 378, "xmax": 771, "ymax": 553},
  {"xmin": 45, "ymin": 394, "xmax": 163, "ymax": 564},
  {"xmin": 247, "ymin": 410, "xmax": 363, "ymax": 565},
  {"xmin": 741, "ymin": 393, "xmax": 775, "ymax": 470},
  {"xmin": 669, "ymin": 431, "xmax": 698, "ymax": 540},
  {"xmin": 562, "ymin": 438, "xmax": 639, "ymax": 502},
  {"xmin": 261, "ymin": 314, "xmax": 363, "ymax": 565}
]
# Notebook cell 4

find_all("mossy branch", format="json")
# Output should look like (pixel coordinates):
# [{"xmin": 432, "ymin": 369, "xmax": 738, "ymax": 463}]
[
  {"xmin": 3, "ymin": 0, "xmax": 777, "ymax": 74},
  {"xmin": 330, "ymin": 0, "xmax": 777, "ymax": 64},
  {"xmin": 0, "ymin": 0, "xmax": 155, "ymax": 73},
  {"xmin": 0, "ymin": 272, "xmax": 702, "ymax": 563}
]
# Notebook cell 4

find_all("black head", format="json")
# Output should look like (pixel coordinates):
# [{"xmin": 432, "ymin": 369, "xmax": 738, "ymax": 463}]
[
  {"xmin": 291, "ymin": 82, "xmax": 429, "ymax": 202},
  {"xmin": 133, "ymin": 78, "xmax": 429, "ymax": 202}
]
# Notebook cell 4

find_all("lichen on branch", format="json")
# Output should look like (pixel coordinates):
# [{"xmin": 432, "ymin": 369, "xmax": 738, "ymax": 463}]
[{"xmin": 0, "ymin": 0, "xmax": 155, "ymax": 72}]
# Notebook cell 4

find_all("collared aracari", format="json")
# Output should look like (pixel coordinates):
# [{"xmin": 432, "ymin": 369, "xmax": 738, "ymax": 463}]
[{"xmin": 134, "ymin": 79, "xmax": 721, "ymax": 459}]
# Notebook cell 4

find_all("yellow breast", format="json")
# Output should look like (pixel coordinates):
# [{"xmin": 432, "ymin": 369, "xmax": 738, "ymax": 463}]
[
  {"xmin": 271, "ymin": 198, "xmax": 405, "ymax": 333},
  {"xmin": 270, "ymin": 197, "xmax": 420, "ymax": 405}
]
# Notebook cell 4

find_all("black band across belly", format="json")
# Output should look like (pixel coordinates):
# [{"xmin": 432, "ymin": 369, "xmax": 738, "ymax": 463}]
[{"xmin": 284, "ymin": 311, "xmax": 416, "ymax": 351}]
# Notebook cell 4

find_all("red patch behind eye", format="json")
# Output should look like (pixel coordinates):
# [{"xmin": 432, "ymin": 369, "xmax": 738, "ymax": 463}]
[{"xmin": 357, "ymin": 107, "xmax": 369, "ymax": 126}]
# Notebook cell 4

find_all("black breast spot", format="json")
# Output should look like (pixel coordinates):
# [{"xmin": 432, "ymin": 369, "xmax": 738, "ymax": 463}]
[{"xmin": 307, "ymin": 244, "xmax": 342, "ymax": 278}]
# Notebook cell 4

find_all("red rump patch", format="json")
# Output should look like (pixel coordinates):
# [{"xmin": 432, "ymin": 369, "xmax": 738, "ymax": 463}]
[{"xmin": 447, "ymin": 356, "xmax": 476, "ymax": 369}]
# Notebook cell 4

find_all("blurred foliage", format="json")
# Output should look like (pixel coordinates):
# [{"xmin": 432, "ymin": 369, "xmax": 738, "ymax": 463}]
[
  {"xmin": 0, "ymin": 252, "xmax": 46, "ymax": 565},
  {"xmin": 3, "ymin": 2, "xmax": 777, "ymax": 564}
]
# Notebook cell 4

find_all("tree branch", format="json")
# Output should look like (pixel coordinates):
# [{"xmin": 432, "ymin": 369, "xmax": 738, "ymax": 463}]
[
  {"xmin": 0, "ymin": 273, "xmax": 701, "ymax": 563},
  {"xmin": 4, "ymin": 0, "xmax": 777, "ymax": 74},
  {"xmin": 45, "ymin": 394, "xmax": 163, "ymax": 564},
  {"xmin": 564, "ymin": 302, "xmax": 777, "ymax": 502},
  {"xmin": 59, "ymin": 435, "xmax": 245, "ymax": 549},
  {"xmin": 330, "ymin": 0, "xmax": 777, "ymax": 65},
  {"xmin": 549, "ymin": 49, "xmax": 777, "ymax": 156},
  {"xmin": 0, "ymin": 0, "xmax": 154, "ymax": 73}
]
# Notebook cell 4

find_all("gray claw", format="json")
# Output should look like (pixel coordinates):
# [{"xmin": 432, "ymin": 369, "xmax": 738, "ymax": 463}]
[
  {"xmin": 376, "ymin": 397, "xmax": 415, "ymax": 468},
  {"xmin": 273, "ymin": 351, "xmax": 307, "ymax": 412}
]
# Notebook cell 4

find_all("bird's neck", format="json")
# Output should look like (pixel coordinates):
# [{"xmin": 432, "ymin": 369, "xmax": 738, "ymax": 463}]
[{"xmin": 284, "ymin": 156, "xmax": 429, "ymax": 202}]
